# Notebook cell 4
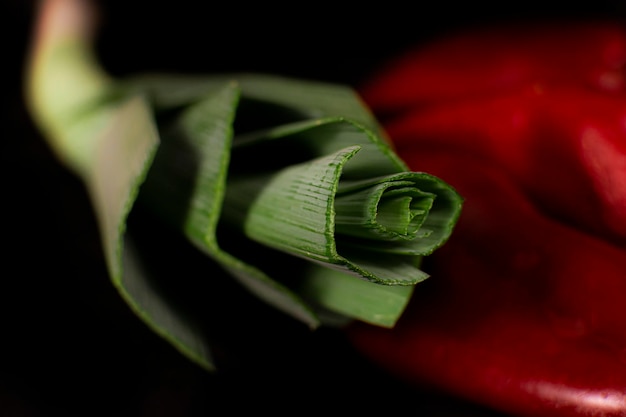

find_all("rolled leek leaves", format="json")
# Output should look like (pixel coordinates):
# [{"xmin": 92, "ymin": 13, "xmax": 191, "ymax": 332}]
[{"xmin": 26, "ymin": 0, "xmax": 463, "ymax": 371}]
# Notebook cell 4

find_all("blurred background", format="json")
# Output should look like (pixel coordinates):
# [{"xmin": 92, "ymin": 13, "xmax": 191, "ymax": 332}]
[{"xmin": 4, "ymin": 1, "xmax": 626, "ymax": 415}]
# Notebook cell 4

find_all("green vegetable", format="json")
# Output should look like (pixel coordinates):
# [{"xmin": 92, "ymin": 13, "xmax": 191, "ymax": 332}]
[{"xmin": 26, "ymin": 0, "xmax": 462, "ymax": 371}]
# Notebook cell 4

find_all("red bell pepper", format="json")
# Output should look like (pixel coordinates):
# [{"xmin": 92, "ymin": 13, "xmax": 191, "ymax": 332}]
[{"xmin": 346, "ymin": 22, "xmax": 626, "ymax": 417}]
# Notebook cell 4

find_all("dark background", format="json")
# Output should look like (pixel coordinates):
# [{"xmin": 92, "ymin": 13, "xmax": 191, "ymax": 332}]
[{"xmin": 4, "ymin": 1, "xmax": 626, "ymax": 416}]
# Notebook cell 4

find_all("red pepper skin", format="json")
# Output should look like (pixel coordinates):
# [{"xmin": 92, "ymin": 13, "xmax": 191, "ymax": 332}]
[
  {"xmin": 361, "ymin": 22, "xmax": 626, "ymax": 112},
  {"xmin": 388, "ymin": 86, "xmax": 626, "ymax": 250},
  {"xmin": 346, "ymin": 22, "xmax": 626, "ymax": 417}
]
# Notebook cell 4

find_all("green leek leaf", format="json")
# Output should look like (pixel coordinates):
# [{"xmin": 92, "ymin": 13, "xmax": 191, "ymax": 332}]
[
  {"xmin": 26, "ymin": 0, "xmax": 214, "ymax": 370},
  {"xmin": 26, "ymin": 0, "xmax": 463, "ymax": 371}
]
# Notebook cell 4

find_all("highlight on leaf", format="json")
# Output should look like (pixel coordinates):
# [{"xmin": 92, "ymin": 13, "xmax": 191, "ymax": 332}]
[{"xmin": 26, "ymin": 0, "xmax": 463, "ymax": 371}]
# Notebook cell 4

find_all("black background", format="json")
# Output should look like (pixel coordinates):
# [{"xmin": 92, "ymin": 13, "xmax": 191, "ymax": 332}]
[{"xmin": 4, "ymin": 1, "xmax": 626, "ymax": 416}]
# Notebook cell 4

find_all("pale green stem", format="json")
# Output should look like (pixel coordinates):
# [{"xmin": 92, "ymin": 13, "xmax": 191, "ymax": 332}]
[{"xmin": 26, "ymin": 0, "xmax": 112, "ymax": 176}]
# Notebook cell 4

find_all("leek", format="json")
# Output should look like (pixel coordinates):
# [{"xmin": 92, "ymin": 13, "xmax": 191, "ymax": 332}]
[{"xmin": 26, "ymin": 0, "xmax": 463, "ymax": 371}]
